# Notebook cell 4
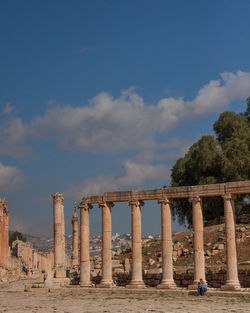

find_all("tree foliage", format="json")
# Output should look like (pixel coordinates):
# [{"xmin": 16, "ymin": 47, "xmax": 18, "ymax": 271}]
[
  {"xmin": 171, "ymin": 99, "xmax": 250, "ymax": 227},
  {"xmin": 9, "ymin": 231, "xmax": 26, "ymax": 247}
]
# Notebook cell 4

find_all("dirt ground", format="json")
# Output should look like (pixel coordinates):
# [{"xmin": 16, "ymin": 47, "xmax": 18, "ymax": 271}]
[{"xmin": 0, "ymin": 289, "xmax": 249, "ymax": 313}]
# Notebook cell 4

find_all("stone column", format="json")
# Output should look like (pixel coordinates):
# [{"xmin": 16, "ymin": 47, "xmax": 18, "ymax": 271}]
[
  {"xmin": 0, "ymin": 199, "xmax": 4, "ymax": 266},
  {"xmin": 98, "ymin": 201, "xmax": 114, "ymax": 287},
  {"xmin": 157, "ymin": 198, "xmax": 176, "ymax": 289},
  {"xmin": 188, "ymin": 196, "xmax": 205, "ymax": 289},
  {"xmin": 52, "ymin": 193, "xmax": 66, "ymax": 278},
  {"xmin": 127, "ymin": 200, "xmax": 145, "ymax": 289},
  {"xmin": 79, "ymin": 203, "xmax": 92, "ymax": 287},
  {"xmin": 71, "ymin": 209, "xmax": 79, "ymax": 268},
  {"xmin": 61, "ymin": 203, "xmax": 65, "ymax": 266},
  {"xmin": 3, "ymin": 206, "xmax": 9, "ymax": 266},
  {"xmin": 221, "ymin": 193, "xmax": 241, "ymax": 291}
]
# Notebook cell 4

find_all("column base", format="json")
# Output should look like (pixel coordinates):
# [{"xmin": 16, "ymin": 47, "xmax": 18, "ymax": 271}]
[
  {"xmin": 221, "ymin": 281, "xmax": 241, "ymax": 291},
  {"xmin": 97, "ymin": 280, "xmax": 115, "ymax": 288},
  {"xmin": 80, "ymin": 281, "xmax": 92, "ymax": 287},
  {"xmin": 157, "ymin": 280, "xmax": 177, "ymax": 289},
  {"xmin": 45, "ymin": 277, "xmax": 70, "ymax": 288},
  {"xmin": 55, "ymin": 268, "xmax": 67, "ymax": 279},
  {"xmin": 126, "ymin": 281, "xmax": 146, "ymax": 289}
]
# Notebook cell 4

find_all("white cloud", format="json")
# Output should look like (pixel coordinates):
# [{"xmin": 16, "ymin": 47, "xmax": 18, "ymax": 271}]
[
  {"xmin": 0, "ymin": 117, "xmax": 28, "ymax": 157},
  {"xmin": 0, "ymin": 162, "xmax": 24, "ymax": 190},
  {"xmin": 64, "ymin": 161, "xmax": 170, "ymax": 199},
  {"xmin": 190, "ymin": 71, "xmax": 250, "ymax": 115},
  {"xmin": 28, "ymin": 70, "xmax": 250, "ymax": 153},
  {"xmin": 1, "ymin": 70, "xmax": 250, "ymax": 158}
]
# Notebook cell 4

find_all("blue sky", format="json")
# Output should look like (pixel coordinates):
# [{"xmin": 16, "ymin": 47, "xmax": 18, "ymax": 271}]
[{"xmin": 1, "ymin": 0, "xmax": 250, "ymax": 237}]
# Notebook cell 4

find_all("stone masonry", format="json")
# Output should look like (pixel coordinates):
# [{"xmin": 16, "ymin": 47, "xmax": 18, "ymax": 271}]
[
  {"xmin": 76, "ymin": 180, "xmax": 250, "ymax": 291},
  {"xmin": 12, "ymin": 239, "xmax": 54, "ymax": 272}
]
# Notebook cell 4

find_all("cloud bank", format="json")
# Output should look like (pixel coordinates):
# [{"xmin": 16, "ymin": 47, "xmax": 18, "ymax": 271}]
[
  {"xmin": 0, "ymin": 162, "xmax": 24, "ymax": 191},
  {"xmin": 1, "ymin": 70, "xmax": 250, "ymax": 158},
  {"xmin": 64, "ymin": 161, "xmax": 170, "ymax": 199}
]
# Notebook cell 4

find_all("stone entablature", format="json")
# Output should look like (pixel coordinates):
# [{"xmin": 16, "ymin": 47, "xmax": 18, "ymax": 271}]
[
  {"xmin": 81, "ymin": 180, "xmax": 250, "ymax": 203},
  {"xmin": 75, "ymin": 180, "xmax": 250, "ymax": 291}
]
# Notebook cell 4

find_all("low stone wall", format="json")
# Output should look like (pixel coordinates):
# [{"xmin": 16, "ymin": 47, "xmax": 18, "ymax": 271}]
[{"xmin": 91, "ymin": 269, "xmax": 250, "ymax": 288}]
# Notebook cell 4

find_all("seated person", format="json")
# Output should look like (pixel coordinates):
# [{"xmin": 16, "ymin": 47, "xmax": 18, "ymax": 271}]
[{"xmin": 197, "ymin": 278, "xmax": 207, "ymax": 295}]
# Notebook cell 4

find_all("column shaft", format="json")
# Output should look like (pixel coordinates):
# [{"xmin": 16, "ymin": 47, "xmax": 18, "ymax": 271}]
[
  {"xmin": 188, "ymin": 196, "xmax": 205, "ymax": 289},
  {"xmin": 221, "ymin": 194, "xmax": 240, "ymax": 290},
  {"xmin": 61, "ymin": 205, "xmax": 65, "ymax": 266},
  {"xmin": 52, "ymin": 193, "xmax": 66, "ymax": 278},
  {"xmin": 3, "ymin": 210, "xmax": 9, "ymax": 266},
  {"xmin": 127, "ymin": 200, "xmax": 145, "ymax": 288},
  {"xmin": 0, "ymin": 210, "xmax": 2, "ymax": 265},
  {"xmin": 80, "ymin": 203, "xmax": 92, "ymax": 287},
  {"xmin": 157, "ymin": 199, "xmax": 176, "ymax": 289},
  {"xmin": 99, "ymin": 202, "xmax": 114, "ymax": 287},
  {"xmin": 71, "ymin": 211, "xmax": 79, "ymax": 267}
]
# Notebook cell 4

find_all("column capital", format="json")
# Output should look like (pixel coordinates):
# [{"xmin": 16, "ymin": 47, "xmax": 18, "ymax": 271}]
[
  {"xmin": 128, "ymin": 200, "xmax": 144, "ymax": 207},
  {"xmin": 71, "ymin": 212, "xmax": 78, "ymax": 224},
  {"xmin": 79, "ymin": 202, "xmax": 93, "ymax": 211},
  {"xmin": 98, "ymin": 201, "xmax": 114, "ymax": 209},
  {"xmin": 0, "ymin": 198, "xmax": 7, "ymax": 211},
  {"xmin": 222, "ymin": 193, "xmax": 237, "ymax": 201},
  {"xmin": 52, "ymin": 192, "xmax": 64, "ymax": 204},
  {"xmin": 188, "ymin": 195, "xmax": 201, "ymax": 204},
  {"xmin": 158, "ymin": 198, "xmax": 173, "ymax": 205}
]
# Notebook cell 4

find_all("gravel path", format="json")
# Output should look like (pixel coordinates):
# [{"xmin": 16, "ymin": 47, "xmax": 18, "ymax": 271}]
[{"xmin": 0, "ymin": 289, "xmax": 249, "ymax": 313}]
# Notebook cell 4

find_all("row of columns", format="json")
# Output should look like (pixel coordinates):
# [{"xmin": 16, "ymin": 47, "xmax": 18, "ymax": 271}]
[{"xmin": 76, "ymin": 193, "xmax": 240, "ymax": 290}]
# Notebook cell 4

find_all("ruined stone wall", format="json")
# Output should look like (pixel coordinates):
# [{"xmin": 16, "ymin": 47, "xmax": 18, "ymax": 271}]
[
  {"xmin": 12, "ymin": 240, "xmax": 33, "ymax": 268},
  {"xmin": 12, "ymin": 239, "xmax": 54, "ymax": 271}
]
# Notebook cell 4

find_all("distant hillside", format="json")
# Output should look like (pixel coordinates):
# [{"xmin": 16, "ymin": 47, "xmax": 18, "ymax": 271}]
[{"xmin": 116, "ymin": 224, "xmax": 250, "ymax": 272}]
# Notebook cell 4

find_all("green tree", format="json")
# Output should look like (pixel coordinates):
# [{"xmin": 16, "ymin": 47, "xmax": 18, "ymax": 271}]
[
  {"xmin": 171, "ymin": 99, "xmax": 250, "ymax": 227},
  {"xmin": 9, "ymin": 231, "xmax": 26, "ymax": 247},
  {"xmin": 244, "ymin": 96, "xmax": 250, "ymax": 122},
  {"xmin": 171, "ymin": 136, "xmax": 225, "ymax": 226},
  {"xmin": 214, "ymin": 111, "xmax": 250, "ymax": 181}
]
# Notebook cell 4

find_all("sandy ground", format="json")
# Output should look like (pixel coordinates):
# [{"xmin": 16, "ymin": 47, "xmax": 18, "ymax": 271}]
[{"xmin": 0, "ymin": 288, "xmax": 250, "ymax": 313}]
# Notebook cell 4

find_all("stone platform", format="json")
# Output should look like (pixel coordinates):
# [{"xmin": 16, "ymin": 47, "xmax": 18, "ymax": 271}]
[{"xmin": 32, "ymin": 285, "xmax": 250, "ymax": 298}]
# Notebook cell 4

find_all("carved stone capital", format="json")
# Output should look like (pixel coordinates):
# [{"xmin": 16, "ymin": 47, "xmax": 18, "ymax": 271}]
[
  {"xmin": 0, "ymin": 198, "xmax": 7, "ymax": 209},
  {"xmin": 188, "ymin": 195, "xmax": 201, "ymax": 204},
  {"xmin": 128, "ymin": 200, "xmax": 144, "ymax": 207},
  {"xmin": 98, "ymin": 201, "xmax": 114, "ymax": 209},
  {"xmin": 158, "ymin": 198, "xmax": 173, "ymax": 205},
  {"xmin": 222, "ymin": 193, "xmax": 237, "ymax": 201},
  {"xmin": 71, "ymin": 212, "xmax": 78, "ymax": 223},
  {"xmin": 79, "ymin": 202, "xmax": 93, "ymax": 211},
  {"xmin": 52, "ymin": 193, "xmax": 64, "ymax": 204}
]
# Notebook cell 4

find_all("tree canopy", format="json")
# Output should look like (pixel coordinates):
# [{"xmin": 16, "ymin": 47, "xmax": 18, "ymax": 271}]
[
  {"xmin": 171, "ymin": 99, "xmax": 250, "ymax": 227},
  {"xmin": 9, "ymin": 231, "xmax": 26, "ymax": 247}
]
